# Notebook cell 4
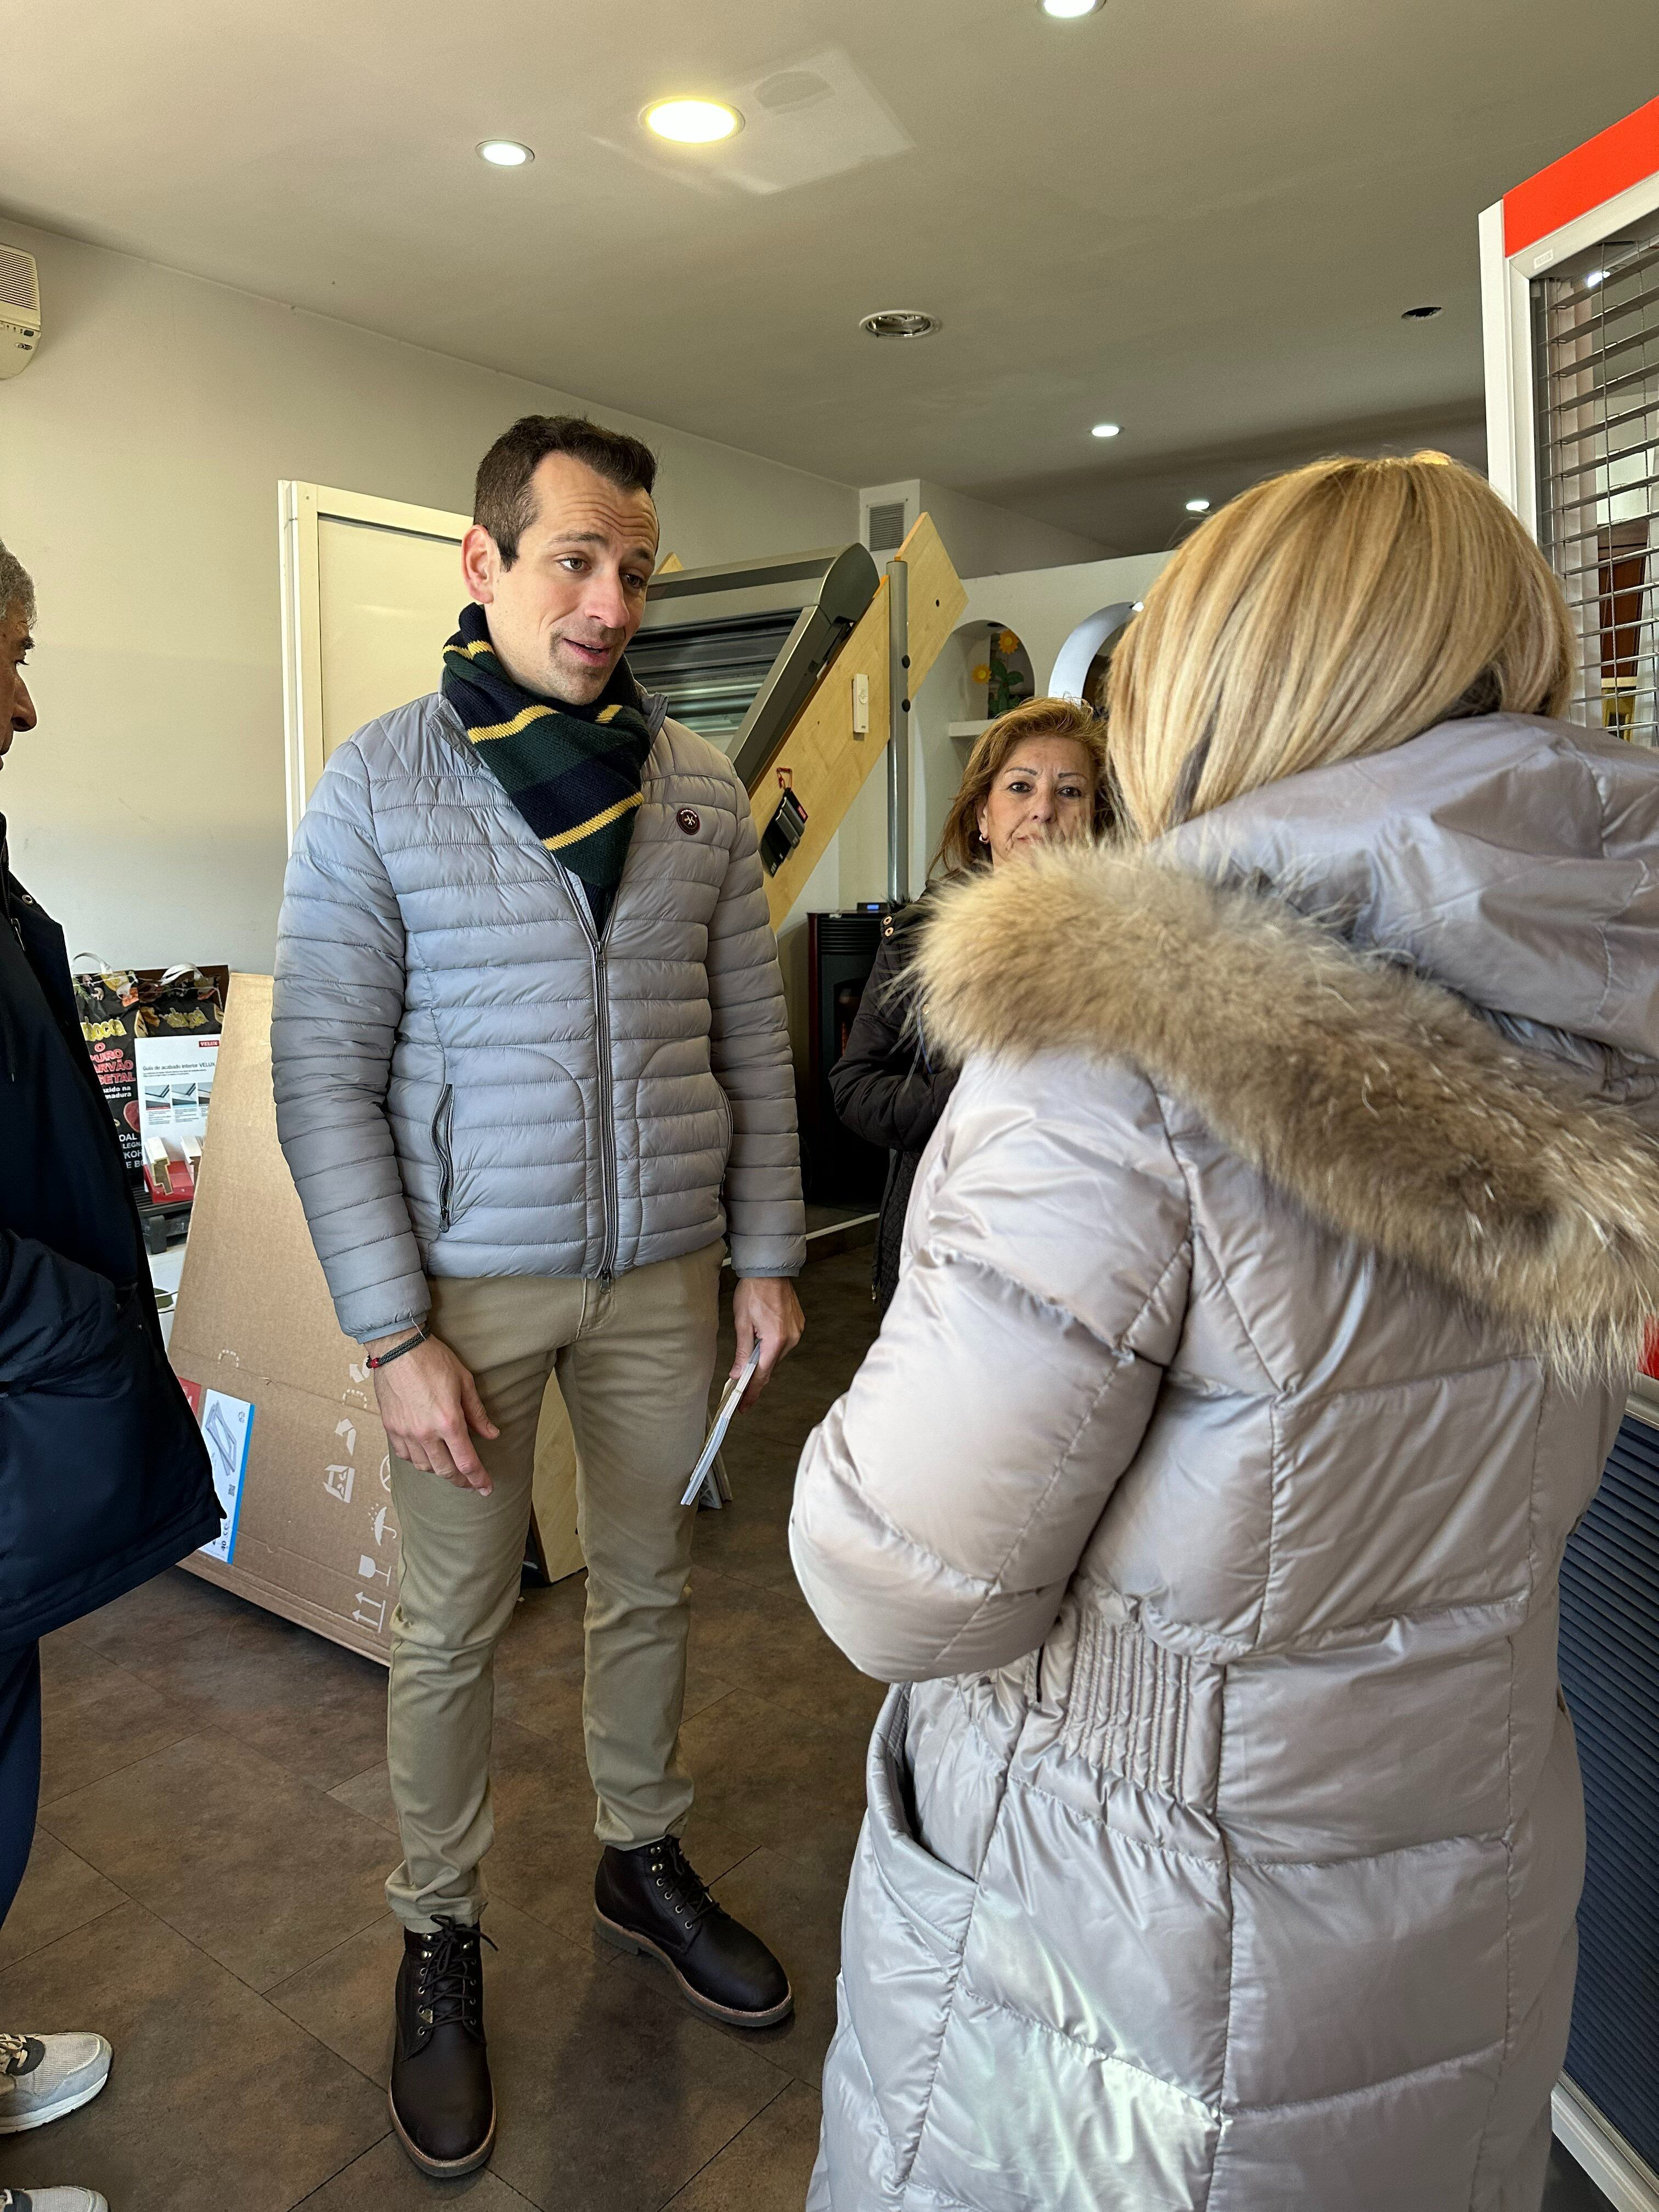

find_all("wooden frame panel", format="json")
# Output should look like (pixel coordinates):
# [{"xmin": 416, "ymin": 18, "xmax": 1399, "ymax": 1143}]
[{"xmin": 751, "ymin": 512, "xmax": 966, "ymax": 928}]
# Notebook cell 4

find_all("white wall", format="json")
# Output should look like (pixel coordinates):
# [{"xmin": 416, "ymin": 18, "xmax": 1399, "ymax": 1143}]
[
  {"xmin": 919, "ymin": 480, "xmax": 1106, "ymax": 579},
  {"xmin": 0, "ymin": 218, "xmax": 859, "ymax": 971},
  {"xmin": 956, "ymin": 551, "xmax": 1172, "ymax": 698},
  {"xmin": 860, "ymin": 476, "xmax": 1104, "ymax": 581},
  {"xmin": 910, "ymin": 550, "xmax": 1171, "ymax": 882}
]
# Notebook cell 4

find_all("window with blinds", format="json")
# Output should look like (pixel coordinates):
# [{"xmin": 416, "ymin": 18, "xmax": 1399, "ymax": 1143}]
[
  {"xmin": 1532, "ymin": 210, "xmax": 1659, "ymax": 746},
  {"xmin": 1558, "ymin": 1406, "xmax": 1659, "ymax": 2180}
]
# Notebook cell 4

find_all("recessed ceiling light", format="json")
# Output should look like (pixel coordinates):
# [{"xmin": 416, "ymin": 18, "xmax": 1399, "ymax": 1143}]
[
  {"xmin": 1584, "ymin": 269, "xmax": 1607, "ymax": 289},
  {"xmin": 643, "ymin": 98, "xmax": 743, "ymax": 144},
  {"xmin": 1042, "ymin": 0, "xmax": 1104, "ymax": 15},
  {"xmin": 1091, "ymin": 421, "xmax": 1121, "ymax": 438},
  {"xmin": 1400, "ymin": 304, "xmax": 1443, "ymax": 320},
  {"xmin": 1185, "ymin": 498, "xmax": 1211, "ymax": 514},
  {"xmin": 860, "ymin": 310, "xmax": 943, "ymax": 340},
  {"xmin": 477, "ymin": 139, "xmax": 534, "ymax": 167}
]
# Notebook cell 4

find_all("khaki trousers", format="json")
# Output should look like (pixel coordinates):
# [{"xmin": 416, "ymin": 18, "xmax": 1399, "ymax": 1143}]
[{"xmin": 383, "ymin": 1245, "xmax": 723, "ymax": 1931}]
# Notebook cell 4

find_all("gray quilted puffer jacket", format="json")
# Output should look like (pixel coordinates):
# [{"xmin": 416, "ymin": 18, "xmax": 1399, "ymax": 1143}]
[
  {"xmin": 273, "ymin": 687, "xmax": 804, "ymax": 1344},
  {"xmin": 792, "ymin": 716, "xmax": 1659, "ymax": 2212}
]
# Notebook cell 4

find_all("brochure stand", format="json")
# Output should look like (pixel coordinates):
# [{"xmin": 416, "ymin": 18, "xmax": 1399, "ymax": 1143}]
[{"xmin": 168, "ymin": 973, "xmax": 583, "ymax": 1666}]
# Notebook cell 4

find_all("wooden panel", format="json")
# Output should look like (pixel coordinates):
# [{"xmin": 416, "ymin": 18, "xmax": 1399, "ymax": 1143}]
[
  {"xmin": 751, "ymin": 513, "xmax": 965, "ymax": 929},
  {"xmin": 751, "ymin": 580, "xmax": 892, "ymax": 927},
  {"xmin": 900, "ymin": 510, "xmax": 969, "ymax": 690}
]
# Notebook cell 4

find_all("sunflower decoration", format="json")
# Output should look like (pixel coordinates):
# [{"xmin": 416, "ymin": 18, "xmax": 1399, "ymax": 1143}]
[{"xmin": 979, "ymin": 625, "xmax": 1030, "ymax": 719}]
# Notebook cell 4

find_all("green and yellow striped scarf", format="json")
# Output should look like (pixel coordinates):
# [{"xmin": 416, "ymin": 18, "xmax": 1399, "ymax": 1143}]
[{"xmin": 440, "ymin": 603, "xmax": 654, "ymax": 930}]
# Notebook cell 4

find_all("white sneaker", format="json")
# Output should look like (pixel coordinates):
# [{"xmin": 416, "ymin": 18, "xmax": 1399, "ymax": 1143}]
[
  {"xmin": 0, "ymin": 2190, "xmax": 110, "ymax": 2209},
  {"xmin": 0, "ymin": 2034, "xmax": 112, "ymax": 2134}
]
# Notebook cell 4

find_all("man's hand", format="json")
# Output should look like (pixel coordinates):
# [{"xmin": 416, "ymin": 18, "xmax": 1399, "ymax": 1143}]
[
  {"xmin": 731, "ymin": 1277, "xmax": 804, "ymax": 1409},
  {"xmin": 368, "ymin": 1331, "xmax": 500, "ymax": 1493}
]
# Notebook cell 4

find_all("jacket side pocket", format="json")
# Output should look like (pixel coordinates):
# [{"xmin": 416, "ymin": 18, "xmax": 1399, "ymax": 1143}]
[
  {"xmin": 432, "ymin": 1084, "xmax": 454, "ymax": 1232},
  {"xmin": 840, "ymin": 1683, "xmax": 978, "ymax": 2187},
  {"xmin": 0, "ymin": 1290, "xmax": 215, "ymax": 1644}
]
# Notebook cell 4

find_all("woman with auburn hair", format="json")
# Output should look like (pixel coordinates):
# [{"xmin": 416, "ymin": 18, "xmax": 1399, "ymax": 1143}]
[
  {"xmin": 831, "ymin": 698, "xmax": 1109, "ymax": 1314},
  {"xmin": 792, "ymin": 454, "xmax": 1659, "ymax": 2211}
]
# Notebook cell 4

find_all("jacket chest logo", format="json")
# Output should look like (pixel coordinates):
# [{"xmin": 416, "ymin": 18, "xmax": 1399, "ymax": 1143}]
[{"xmin": 676, "ymin": 808, "xmax": 701, "ymax": 837}]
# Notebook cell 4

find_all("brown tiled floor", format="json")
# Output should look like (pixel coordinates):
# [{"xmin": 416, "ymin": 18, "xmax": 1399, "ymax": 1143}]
[
  {"xmin": 0, "ymin": 1238, "xmax": 1613, "ymax": 2210},
  {"xmin": 0, "ymin": 1247, "xmax": 885, "ymax": 2212}
]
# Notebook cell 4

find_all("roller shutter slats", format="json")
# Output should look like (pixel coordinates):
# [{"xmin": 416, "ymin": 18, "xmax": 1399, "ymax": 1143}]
[
  {"xmin": 1531, "ymin": 203, "xmax": 1659, "ymax": 748},
  {"xmin": 1557, "ymin": 1413, "xmax": 1659, "ymax": 2172}
]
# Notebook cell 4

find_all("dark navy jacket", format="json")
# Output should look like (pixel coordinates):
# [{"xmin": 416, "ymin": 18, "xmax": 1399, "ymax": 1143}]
[
  {"xmin": 0, "ymin": 827, "xmax": 217, "ymax": 1648},
  {"xmin": 829, "ymin": 891, "xmax": 959, "ymax": 1315}
]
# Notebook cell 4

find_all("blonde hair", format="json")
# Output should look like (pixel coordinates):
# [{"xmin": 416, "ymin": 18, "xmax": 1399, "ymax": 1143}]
[
  {"xmin": 1107, "ymin": 453, "xmax": 1576, "ymax": 842},
  {"xmin": 933, "ymin": 696, "xmax": 1111, "ymax": 877}
]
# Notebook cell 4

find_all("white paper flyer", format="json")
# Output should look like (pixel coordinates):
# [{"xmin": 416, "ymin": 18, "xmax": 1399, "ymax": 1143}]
[
  {"xmin": 184, "ymin": 1384, "xmax": 255, "ymax": 1565},
  {"xmin": 681, "ymin": 1344, "xmax": 762, "ymax": 1507}
]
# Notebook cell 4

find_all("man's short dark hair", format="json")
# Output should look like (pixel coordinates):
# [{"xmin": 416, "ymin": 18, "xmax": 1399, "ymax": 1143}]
[{"xmin": 474, "ymin": 415, "xmax": 659, "ymax": 566}]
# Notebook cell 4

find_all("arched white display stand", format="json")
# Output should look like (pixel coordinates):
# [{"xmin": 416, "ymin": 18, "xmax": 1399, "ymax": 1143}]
[{"xmin": 1047, "ymin": 601, "xmax": 1138, "ymax": 703}]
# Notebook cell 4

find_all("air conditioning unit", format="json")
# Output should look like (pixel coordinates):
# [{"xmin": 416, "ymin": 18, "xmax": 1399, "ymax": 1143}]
[{"xmin": 0, "ymin": 245, "xmax": 41, "ymax": 379}]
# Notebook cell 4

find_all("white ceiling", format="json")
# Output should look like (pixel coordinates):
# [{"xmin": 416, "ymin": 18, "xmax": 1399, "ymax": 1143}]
[{"xmin": 3, "ymin": 0, "xmax": 1653, "ymax": 552}]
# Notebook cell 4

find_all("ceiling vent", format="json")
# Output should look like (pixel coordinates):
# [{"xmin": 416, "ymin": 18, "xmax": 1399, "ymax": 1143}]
[
  {"xmin": 866, "ymin": 502, "xmax": 908, "ymax": 553},
  {"xmin": 0, "ymin": 244, "xmax": 40, "ymax": 379},
  {"xmin": 859, "ymin": 482, "xmax": 919, "ymax": 556}
]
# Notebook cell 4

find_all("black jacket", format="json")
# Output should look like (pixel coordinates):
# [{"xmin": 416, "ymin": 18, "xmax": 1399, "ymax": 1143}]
[
  {"xmin": 0, "ymin": 828, "xmax": 218, "ymax": 1649},
  {"xmin": 830, "ymin": 894, "xmax": 959, "ymax": 1313}
]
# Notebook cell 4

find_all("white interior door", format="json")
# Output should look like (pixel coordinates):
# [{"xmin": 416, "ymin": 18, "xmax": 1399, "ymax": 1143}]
[{"xmin": 279, "ymin": 482, "xmax": 470, "ymax": 844}]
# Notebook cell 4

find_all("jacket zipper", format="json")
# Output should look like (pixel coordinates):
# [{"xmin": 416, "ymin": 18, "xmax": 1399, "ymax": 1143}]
[
  {"xmin": 432, "ymin": 1084, "xmax": 454, "ymax": 1232},
  {"xmin": 562, "ymin": 877, "xmax": 620, "ymax": 1283},
  {"xmin": 435, "ymin": 701, "xmax": 656, "ymax": 1288}
]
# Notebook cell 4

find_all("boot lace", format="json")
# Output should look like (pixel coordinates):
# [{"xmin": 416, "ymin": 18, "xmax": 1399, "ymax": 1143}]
[
  {"xmin": 412, "ymin": 1916, "xmax": 495, "ymax": 2038},
  {"xmin": 646, "ymin": 1838, "xmax": 718, "ymax": 1939}
]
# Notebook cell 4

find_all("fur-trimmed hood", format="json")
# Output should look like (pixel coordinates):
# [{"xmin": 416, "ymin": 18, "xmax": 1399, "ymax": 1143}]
[{"xmin": 917, "ymin": 716, "xmax": 1659, "ymax": 1381}]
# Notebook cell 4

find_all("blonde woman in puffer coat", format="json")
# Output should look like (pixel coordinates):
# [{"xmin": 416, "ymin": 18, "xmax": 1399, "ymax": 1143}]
[{"xmin": 791, "ymin": 453, "xmax": 1659, "ymax": 2212}]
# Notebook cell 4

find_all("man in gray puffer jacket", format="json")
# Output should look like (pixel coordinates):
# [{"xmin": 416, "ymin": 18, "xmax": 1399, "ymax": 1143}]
[{"xmin": 273, "ymin": 415, "xmax": 805, "ymax": 2180}]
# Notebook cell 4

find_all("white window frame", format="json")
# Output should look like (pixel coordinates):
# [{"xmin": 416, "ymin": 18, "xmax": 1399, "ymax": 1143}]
[
  {"xmin": 1480, "ymin": 169, "xmax": 1659, "ymax": 535},
  {"xmin": 1484, "ymin": 138, "xmax": 1659, "ymax": 2212}
]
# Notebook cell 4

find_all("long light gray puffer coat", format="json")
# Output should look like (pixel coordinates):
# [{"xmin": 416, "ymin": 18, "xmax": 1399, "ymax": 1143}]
[
  {"xmin": 792, "ymin": 715, "xmax": 1659, "ymax": 2212},
  {"xmin": 273, "ymin": 686, "xmax": 804, "ymax": 1344}
]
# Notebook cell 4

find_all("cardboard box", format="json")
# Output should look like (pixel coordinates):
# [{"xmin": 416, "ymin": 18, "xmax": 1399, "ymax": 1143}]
[{"xmin": 169, "ymin": 973, "xmax": 582, "ymax": 1666}]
